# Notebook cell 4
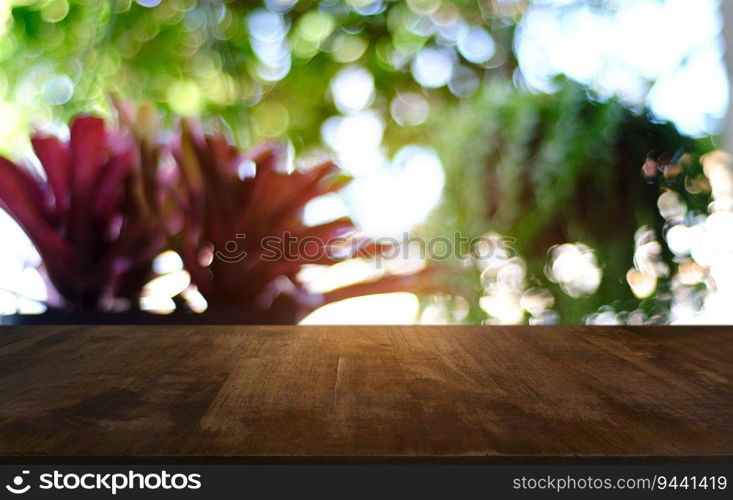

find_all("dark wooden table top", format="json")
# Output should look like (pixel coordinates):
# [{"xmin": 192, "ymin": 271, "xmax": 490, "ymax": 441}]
[{"xmin": 0, "ymin": 325, "xmax": 731, "ymax": 461}]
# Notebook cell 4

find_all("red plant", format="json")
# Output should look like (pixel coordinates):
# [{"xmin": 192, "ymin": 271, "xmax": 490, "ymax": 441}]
[
  {"xmin": 0, "ymin": 115, "xmax": 165, "ymax": 310},
  {"xmin": 173, "ymin": 120, "xmax": 440, "ymax": 322},
  {"xmin": 0, "ymin": 110, "xmax": 444, "ymax": 322}
]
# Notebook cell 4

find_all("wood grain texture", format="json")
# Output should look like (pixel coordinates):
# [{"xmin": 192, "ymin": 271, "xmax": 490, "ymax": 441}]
[{"xmin": 0, "ymin": 325, "xmax": 731, "ymax": 459}]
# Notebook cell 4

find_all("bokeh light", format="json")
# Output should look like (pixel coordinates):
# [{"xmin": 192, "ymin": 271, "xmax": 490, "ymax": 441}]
[{"xmin": 0, "ymin": 0, "xmax": 730, "ymax": 326}]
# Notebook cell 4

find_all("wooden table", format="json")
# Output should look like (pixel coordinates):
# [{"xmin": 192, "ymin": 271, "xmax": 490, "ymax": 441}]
[{"xmin": 0, "ymin": 325, "xmax": 731, "ymax": 462}]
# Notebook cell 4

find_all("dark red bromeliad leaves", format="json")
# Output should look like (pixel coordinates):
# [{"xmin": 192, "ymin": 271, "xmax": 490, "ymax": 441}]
[
  {"xmin": 172, "ymin": 120, "xmax": 441, "ymax": 321},
  {"xmin": 0, "ymin": 116, "xmax": 164, "ymax": 310},
  {"xmin": 0, "ymin": 112, "xmax": 443, "ymax": 320}
]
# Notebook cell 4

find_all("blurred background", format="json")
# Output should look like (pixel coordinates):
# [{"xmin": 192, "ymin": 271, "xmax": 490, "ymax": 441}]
[{"xmin": 0, "ymin": 0, "xmax": 732, "ymax": 325}]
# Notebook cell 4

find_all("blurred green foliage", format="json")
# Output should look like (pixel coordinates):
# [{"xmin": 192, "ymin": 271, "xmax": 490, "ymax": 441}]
[
  {"xmin": 0, "ymin": 0, "xmax": 719, "ymax": 323},
  {"xmin": 0, "ymin": 0, "xmax": 518, "ymax": 150},
  {"xmin": 427, "ymin": 77, "xmax": 713, "ymax": 323}
]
